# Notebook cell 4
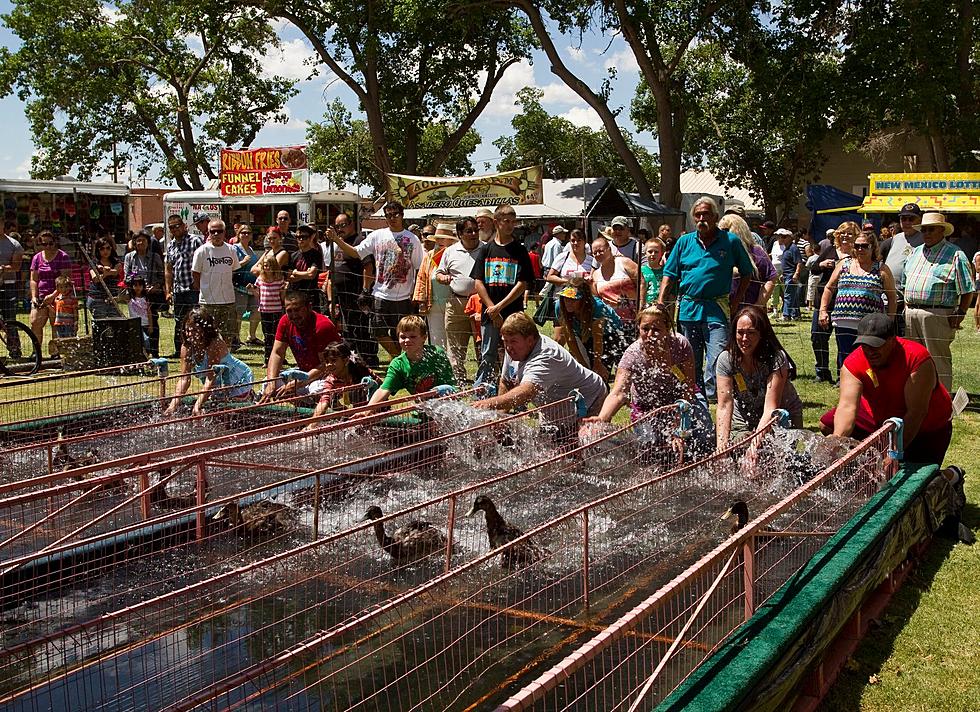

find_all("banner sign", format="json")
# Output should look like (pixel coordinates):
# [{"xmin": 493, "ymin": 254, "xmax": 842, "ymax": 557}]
[
  {"xmin": 869, "ymin": 172, "xmax": 980, "ymax": 194},
  {"xmin": 387, "ymin": 166, "xmax": 543, "ymax": 209},
  {"xmin": 220, "ymin": 146, "xmax": 309, "ymax": 197}
]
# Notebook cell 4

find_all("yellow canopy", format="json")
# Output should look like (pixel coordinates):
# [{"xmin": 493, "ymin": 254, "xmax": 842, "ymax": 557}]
[{"xmin": 858, "ymin": 193, "xmax": 980, "ymax": 213}]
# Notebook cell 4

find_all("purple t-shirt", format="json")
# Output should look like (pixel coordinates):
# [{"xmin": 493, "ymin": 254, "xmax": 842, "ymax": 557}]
[
  {"xmin": 730, "ymin": 244, "xmax": 777, "ymax": 306},
  {"xmin": 618, "ymin": 334, "xmax": 697, "ymax": 415},
  {"xmin": 31, "ymin": 250, "xmax": 72, "ymax": 298}
]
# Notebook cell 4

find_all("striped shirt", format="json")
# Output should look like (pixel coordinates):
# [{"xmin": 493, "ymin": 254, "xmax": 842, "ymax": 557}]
[
  {"xmin": 831, "ymin": 258, "xmax": 885, "ymax": 329},
  {"xmin": 256, "ymin": 277, "xmax": 285, "ymax": 313},
  {"xmin": 165, "ymin": 235, "xmax": 203, "ymax": 293},
  {"xmin": 903, "ymin": 239, "xmax": 975, "ymax": 307}
]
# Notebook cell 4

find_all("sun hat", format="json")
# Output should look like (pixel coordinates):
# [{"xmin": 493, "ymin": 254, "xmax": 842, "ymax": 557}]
[{"xmin": 918, "ymin": 212, "xmax": 954, "ymax": 237}]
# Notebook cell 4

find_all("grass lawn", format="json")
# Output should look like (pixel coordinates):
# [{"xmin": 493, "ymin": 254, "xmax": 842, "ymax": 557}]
[{"xmin": 4, "ymin": 307, "xmax": 979, "ymax": 709}]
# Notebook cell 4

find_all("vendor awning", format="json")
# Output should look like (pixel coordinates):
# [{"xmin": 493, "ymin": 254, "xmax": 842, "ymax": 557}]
[{"xmin": 858, "ymin": 193, "xmax": 980, "ymax": 213}]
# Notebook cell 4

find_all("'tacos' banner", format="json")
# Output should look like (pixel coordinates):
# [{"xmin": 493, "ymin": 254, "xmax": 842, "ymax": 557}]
[
  {"xmin": 220, "ymin": 146, "xmax": 310, "ymax": 197},
  {"xmin": 387, "ymin": 166, "xmax": 544, "ymax": 209}
]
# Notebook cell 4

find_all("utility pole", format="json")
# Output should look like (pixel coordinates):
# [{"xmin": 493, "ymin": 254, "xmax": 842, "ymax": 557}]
[{"xmin": 112, "ymin": 142, "xmax": 119, "ymax": 183}]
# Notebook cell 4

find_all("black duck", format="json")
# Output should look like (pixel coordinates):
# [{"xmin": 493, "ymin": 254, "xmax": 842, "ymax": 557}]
[
  {"xmin": 466, "ymin": 494, "xmax": 546, "ymax": 569},
  {"xmin": 361, "ymin": 505, "xmax": 447, "ymax": 560}
]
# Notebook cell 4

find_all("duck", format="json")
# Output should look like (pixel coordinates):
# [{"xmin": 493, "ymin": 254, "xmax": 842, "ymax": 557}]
[
  {"xmin": 466, "ymin": 494, "xmax": 547, "ymax": 569},
  {"xmin": 211, "ymin": 500, "xmax": 294, "ymax": 536},
  {"xmin": 148, "ymin": 468, "xmax": 209, "ymax": 509},
  {"xmin": 721, "ymin": 500, "xmax": 750, "ymax": 535},
  {"xmin": 361, "ymin": 505, "xmax": 447, "ymax": 561},
  {"xmin": 54, "ymin": 427, "xmax": 100, "ymax": 473}
]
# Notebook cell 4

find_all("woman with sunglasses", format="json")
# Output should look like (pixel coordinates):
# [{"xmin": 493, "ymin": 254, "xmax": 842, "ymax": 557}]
[
  {"xmin": 231, "ymin": 224, "xmax": 261, "ymax": 346},
  {"xmin": 819, "ymin": 226, "xmax": 896, "ymax": 371},
  {"xmin": 29, "ymin": 230, "xmax": 72, "ymax": 353},
  {"xmin": 86, "ymin": 237, "xmax": 124, "ymax": 325}
]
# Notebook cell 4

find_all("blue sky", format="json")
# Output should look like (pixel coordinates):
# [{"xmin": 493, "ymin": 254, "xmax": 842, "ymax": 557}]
[{"xmin": 0, "ymin": 4, "xmax": 655, "ymax": 192}]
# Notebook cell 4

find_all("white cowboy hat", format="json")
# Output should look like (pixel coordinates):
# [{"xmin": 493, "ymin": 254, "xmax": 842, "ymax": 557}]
[{"xmin": 918, "ymin": 212, "xmax": 954, "ymax": 237}]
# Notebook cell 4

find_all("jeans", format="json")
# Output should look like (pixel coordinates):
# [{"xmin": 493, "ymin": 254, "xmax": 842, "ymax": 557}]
[
  {"xmin": 474, "ymin": 316, "xmax": 502, "ymax": 388},
  {"xmin": 835, "ymin": 327, "xmax": 857, "ymax": 372},
  {"xmin": 679, "ymin": 320, "xmax": 728, "ymax": 401},
  {"xmin": 172, "ymin": 290, "xmax": 199, "ymax": 354},
  {"xmin": 810, "ymin": 303, "xmax": 833, "ymax": 381},
  {"xmin": 782, "ymin": 278, "xmax": 801, "ymax": 319}
]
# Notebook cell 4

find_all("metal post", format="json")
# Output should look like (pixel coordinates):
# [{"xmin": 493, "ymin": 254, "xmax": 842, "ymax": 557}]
[
  {"xmin": 195, "ymin": 461, "xmax": 207, "ymax": 541},
  {"xmin": 674, "ymin": 399, "xmax": 692, "ymax": 466},
  {"xmin": 445, "ymin": 495, "xmax": 457, "ymax": 574},
  {"xmin": 152, "ymin": 357, "xmax": 169, "ymax": 406},
  {"xmin": 582, "ymin": 509, "xmax": 590, "ymax": 612},
  {"xmin": 886, "ymin": 417, "xmax": 904, "ymax": 479},
  {"xmin": 312, "ymin": 472, "xmax": 321, "ymax": 539},
  {"xmin": 773, "ymin": 408, "xmax": 790, "ymax": 428},
  {"xmin": 743, "ymin": 537, "xmax": 755, "ymax": 619},
  {"xmin": 139, "ymin": 472, "xmax": 151, "ymax": 520}
]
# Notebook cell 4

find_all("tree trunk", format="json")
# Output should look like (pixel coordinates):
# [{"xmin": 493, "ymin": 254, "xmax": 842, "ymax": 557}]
[
  {"xmin": 652, "ymin": 83, "xmax": 683, "ymax": 209},
  {"xmin": 514, "ymin": 0, "xmax": 655, "ymax": 201}
]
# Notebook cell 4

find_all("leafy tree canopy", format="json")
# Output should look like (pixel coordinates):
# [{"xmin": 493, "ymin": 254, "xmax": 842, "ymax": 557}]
[
  {"xmin": 307, "ymin": 99, "xmax": 481, "ymax": 195},
  {"xmin": 494, "ymin": 88, "xmax": 659, "ymax": 193},
  {"xmin": 0, "ymin": 0, "xmax": 298, "ymax": 189}
]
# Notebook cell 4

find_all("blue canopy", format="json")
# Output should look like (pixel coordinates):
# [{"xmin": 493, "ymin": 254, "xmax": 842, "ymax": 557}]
[{"xmin": 806, "ymin": 184, "xmax": 876, "ymax": 239}]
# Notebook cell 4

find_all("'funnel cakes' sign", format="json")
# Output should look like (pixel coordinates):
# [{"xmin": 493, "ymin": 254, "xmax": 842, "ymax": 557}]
[{"xmin": 220, "ymin": 146, "xmax": 309, "ymax": 197}]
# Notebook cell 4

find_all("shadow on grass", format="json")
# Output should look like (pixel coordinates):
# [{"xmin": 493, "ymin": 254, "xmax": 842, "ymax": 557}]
[{"xmin": 817, "ymin": 522, "xmax": 971, "ymax": 711}]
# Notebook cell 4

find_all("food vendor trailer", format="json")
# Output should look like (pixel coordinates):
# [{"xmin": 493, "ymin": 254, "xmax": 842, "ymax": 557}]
[
  {"xmin": 858, "ymin": 172, "xmax": 980, "ymax": 216},
  {"xmin": 162, "ymin": 188, "xmax": 362, "ymax": 237}
]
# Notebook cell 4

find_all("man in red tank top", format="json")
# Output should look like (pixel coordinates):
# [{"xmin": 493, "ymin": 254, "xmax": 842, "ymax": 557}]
[{"xmin": 821, "ymin": 312, "xmax": 952, "ymax": 465}]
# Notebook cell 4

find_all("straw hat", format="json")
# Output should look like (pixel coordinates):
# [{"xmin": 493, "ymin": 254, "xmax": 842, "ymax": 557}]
[
  {"xmin": 918, "ymin": 212, "xmax": 954, "ymax": 237},
  {"xmin": 600, "ymin": 226, "xmax": 615, "ymax": 240},
  {"xmin": 434, "ymin": 222, "xmax": 458, "ymax": 243}
]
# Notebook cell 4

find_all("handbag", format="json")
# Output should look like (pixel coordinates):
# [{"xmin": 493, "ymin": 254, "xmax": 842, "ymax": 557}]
[{"xmin": 533, "ymin": 283, "xmax": 555, "ymax": 326}]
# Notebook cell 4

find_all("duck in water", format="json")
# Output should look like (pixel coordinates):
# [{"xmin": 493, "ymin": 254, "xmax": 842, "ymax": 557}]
[
  {"xmin": 361, "ymin": 505, "xmax": 447, "ymax": 561},
  {"xmin": 466, "ymin": 494, "xmax": 547, "ymax": 569}
]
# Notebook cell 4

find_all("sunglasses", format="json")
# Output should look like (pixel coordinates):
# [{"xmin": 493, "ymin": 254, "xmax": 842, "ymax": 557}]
[
  {"xmin": 853, "ymin": 243, "xmax": 871, "ymax": 251},
  {"xmin": 209, "ymin": 229, "xmax": 225, "ymax": 235}
]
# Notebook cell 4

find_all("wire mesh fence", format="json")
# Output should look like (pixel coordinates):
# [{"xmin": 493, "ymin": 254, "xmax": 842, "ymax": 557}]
[
  {"xmin": 496, "ymin": 422, "xmax": 896, "ymax": 712},
  {"xmin": 0, "ymin": 401, "xmax": 687, "ymax": 711}
]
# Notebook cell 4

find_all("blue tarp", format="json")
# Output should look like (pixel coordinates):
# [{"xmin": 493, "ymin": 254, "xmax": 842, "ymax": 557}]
[{"xmin": 806, "ymin": 184, "xmax": 876, "ymax": 239}]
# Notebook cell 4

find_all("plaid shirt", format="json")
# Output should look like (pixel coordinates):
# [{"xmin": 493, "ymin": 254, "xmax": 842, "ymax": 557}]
[
  {"xmin": 903, "ymin": 239, "xmax": 975, "ymax": 307},
  {"xmin": 166, "ymin": 234, "xmax": 203, "ymax": 293}
]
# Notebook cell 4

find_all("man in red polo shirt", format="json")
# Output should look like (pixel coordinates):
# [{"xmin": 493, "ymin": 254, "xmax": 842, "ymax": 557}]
[
  {"xmin": 259, "ymin": 289, "xmax": 341, "ymax": 402},
  {"xmin": 821, "ymin": 312, "xmax": 952, "ymax": 465}
]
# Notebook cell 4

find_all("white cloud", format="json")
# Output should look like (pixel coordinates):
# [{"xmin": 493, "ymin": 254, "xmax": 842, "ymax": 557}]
[
  {"xmin": 477, "ymin": 59, "xmax": 537, "ymax": 117},
  {"xmin": 13, "ymin": 154, "xmax": 32, "ymax": 179},
  {"xmin": 540, "ymin": 82, "xmax": 581, "ymax": 107},
  {"xmin": 603, "ymin": 48, "xmax": 640, "ymax": 74},
  {"xmin": 567, "ymin": 46, "xmax": 588, "ymax": 64},
  {"xmin": 560, "ymin": 106, "xmax": 604, "ymax": 131},
  {"xmin": 265, "ymin": 105, "xmax": 308, "ymax": 132},
  {"xmin": 257, "ymin": 38, "xmax": 320, "ymax": 82}
]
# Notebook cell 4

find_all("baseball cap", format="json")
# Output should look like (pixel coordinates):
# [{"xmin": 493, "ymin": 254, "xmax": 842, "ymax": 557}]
[
  {"xmin": 474, "ymin": 207, "xmax": 493, "ymax": 219},
  {"xmin": 610, "ymin": 216, "xmax": 630, "ymax": 228},
  {"xmin": 724, "ymin": 205, "xmax": 746, "ymax": 217},
  {"xmin": 774, "ymin": 228, "xmax": 793, "ymax": 236},
  {"xmin": 551, "ymin": 225, "xmax": 568, "ymax": 235},
  {"xmin": 853, "ymin": 313, "xmax": 895, "ymax": 349},
  {"xmin": 761, "ymin": 220, "xmax": 777, "ymax": 230},
  {"xmin": 899, "ymin": 203, "xmax": 922, "ymax": 218},
  {"xmin": 297, "ymin": 223, "xmax": 316, "ymax": 236}
]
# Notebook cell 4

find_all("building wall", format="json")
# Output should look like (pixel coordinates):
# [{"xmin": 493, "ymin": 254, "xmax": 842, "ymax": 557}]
[
  {"xmin": 128, "ymin": 189, "xmax": 173, "ymax": 232},
  {"xmin": 796, "ymin": 132, "xmax": 936, "ymax": 225}
]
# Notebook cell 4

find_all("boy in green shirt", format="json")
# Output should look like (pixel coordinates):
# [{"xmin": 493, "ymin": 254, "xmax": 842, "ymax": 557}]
[
  {"xmin": 639, "ymin": 236, "xmax": 665, "ymax": 306},
  {"xmin": 362, "ymin": 315, "xmax": 456, "ymax": 410}
]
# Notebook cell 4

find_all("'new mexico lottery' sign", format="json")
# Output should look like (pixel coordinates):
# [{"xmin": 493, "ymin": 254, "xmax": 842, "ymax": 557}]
[{"xmin": 220, "ymin": 146, "xmax": 310, "ymax": 197}]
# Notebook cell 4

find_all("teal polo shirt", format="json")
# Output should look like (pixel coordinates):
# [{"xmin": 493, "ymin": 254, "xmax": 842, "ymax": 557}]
[{"xmin": 664, "ymin": 228, "xmax": 753, "ymax": 323}]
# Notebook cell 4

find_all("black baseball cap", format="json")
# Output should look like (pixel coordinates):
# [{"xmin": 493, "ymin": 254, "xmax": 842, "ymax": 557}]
[
  {"xmin": 853, "ymin": 313, "xmax": 896, "ymax": 349},
  {"xmin": 297, "ymin": 223, "xmax": 316, "ymax": 236},
  {"xmin": 899, "ymin": 203, "xmax": 922, "ymax": 218}
]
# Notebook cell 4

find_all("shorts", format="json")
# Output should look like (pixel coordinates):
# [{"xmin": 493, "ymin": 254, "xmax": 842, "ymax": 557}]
[
  {"xmin": 235, "ymin": 290, "xmax": 257, "ymax": 315},
  {"xmin": 54, "ymin": 324, "xmax": 77, "ymax": 339},
  {"xmin": 371, "ymin": 297, "xmax": 413, "ymax": 340},
  {"xmin": 201, "ymin": 303, "xmax": 237, "ymax": 342}
]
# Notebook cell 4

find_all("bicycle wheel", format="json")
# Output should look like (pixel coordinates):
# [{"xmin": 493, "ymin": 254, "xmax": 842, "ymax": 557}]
[{"xmin": 0, "ymin": 320, "xmax": 42, "ymax": 375}]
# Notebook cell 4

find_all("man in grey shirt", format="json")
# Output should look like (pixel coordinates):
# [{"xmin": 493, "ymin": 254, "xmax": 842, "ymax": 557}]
[
  {"xmin": 880, "ymin": 202, "xmax": 924, "ymax": 335},
  {"xmin": 474, "ymin": 311, "xmax": 607, "ymax": 423},
  {"xmin": 0, "ymin": 222, "xmax": 25, "ymax": 349},
  {"xmin": 436, "ymin": 217, "xmax": 483, "ymax": 384}
]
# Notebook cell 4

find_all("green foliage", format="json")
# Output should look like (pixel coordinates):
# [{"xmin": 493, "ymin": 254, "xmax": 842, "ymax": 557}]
[
  {"xmin": 0, "ymin": 0, "xmax": 298, "ymax": 189},
  {"xmin": 633, "ymin": 28, "xmax": 834, "ymax": 220},
  {"xmin": 307, "ymin": 99, "xmax": 481, "ymax": 195},
  {"xmin": 271, "ymin": 0, "xmax": 530, "ymax": 181},
  {"xmin": 494, "ymin": 88, "xmax": 659, "ymax": 193},
  {"xmin": 788, "ymin": 0, "xmax": 979, "ymax": 170}
]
